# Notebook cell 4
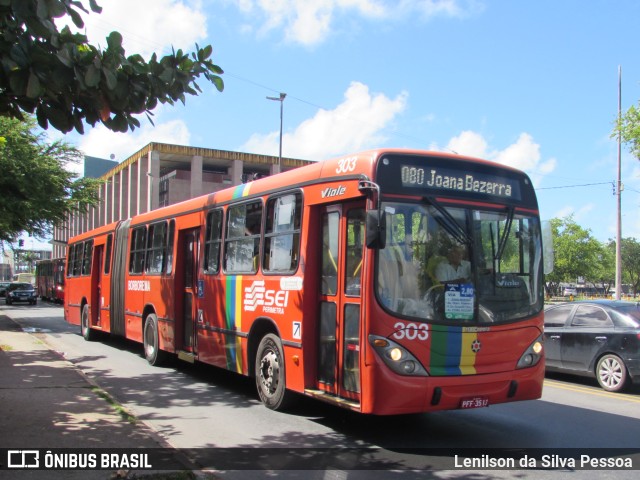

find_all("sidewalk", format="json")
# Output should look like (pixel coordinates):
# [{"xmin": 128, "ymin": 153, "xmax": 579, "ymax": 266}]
[{"xmin": 0, "ymin": 314, "xmax": 201, "ymax": 479}]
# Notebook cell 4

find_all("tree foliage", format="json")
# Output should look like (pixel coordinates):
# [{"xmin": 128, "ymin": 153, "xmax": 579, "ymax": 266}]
[
  {"xmin": 620, "ymin": 238, "xmax": 640, "ymax": 295},
  {"xmin": 545, "ymin": 216, "xmax": 605, "ymax": 294},
  {"xmin": 0, "ymin": 0, "xmax": 224, "ymax": 133},
  {"xmin": 0, "ymin": 115, "xmax": 101, "ymax": 244},
  {"xmin": 615, "ymin": 102, "xmax": 640, "ymax": 161}
]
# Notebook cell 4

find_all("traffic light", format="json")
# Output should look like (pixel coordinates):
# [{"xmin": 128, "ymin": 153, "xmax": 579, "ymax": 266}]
[{"xmin": 18, "ymin": 239, "xmax": 24, "ymax": 247}]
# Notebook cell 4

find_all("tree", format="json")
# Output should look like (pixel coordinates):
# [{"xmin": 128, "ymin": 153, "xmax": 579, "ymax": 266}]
[
  {"xmin": 0, "ymin": 0, "xmax": 224, "ymax": 134},
  {"xmin": 616, "ymin": 102, "xmax": 640, "ymax": 161},
  {"xmin": 546, "ymin": 216, "xmax": 605, "ymax": 294},
  {"xmin": 620, "ymin": 237, "xmax": 640, "ymax": 296},
  {"xmin": 0, "ymin": 115, "xmax": 101, "ymax": 244}
]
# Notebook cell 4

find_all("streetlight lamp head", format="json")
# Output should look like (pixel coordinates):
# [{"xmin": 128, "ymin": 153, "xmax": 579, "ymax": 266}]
[{"xmin": 266, "ymin": 92, "xmax": 286, "ymax": 172}]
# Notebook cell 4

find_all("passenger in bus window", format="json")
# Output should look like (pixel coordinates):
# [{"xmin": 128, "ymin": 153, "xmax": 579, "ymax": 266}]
[{"xmin": 435, "ymin": 245, "xmax": 471, "ymax": 283}]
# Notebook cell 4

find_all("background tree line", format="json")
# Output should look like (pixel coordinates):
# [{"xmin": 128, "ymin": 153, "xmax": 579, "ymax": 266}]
[{"xmin": 546, "ymin": 215, "xmax": 640, "ymax": 296}]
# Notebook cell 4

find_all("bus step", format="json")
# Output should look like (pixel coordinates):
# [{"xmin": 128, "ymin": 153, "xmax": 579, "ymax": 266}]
[
  {"xmin": 177, "ymin": 350, "xmax": 196, "ymax": 363},
  {"xmin": 304, "ymin": 389, "xmax": 360, "ymax": 410}
]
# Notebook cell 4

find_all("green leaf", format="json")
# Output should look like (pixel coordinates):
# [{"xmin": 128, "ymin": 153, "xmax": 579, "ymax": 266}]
[
  {"xmin": 88, "ymin": 0, "xmax": 102, "ymax": 14},
  {"xmin": 85, "ymin": 64, "xmax": 100, "ymax": 87},
  {"xmin": 102, "ymin": 67, "xmax": 117, "ymax": 90},
  {"xmin": 26, "ymin": 72, "xmax": 42, "ymax": 99},
  {"xmin": 44, "ymin": 104, "xmax": 72, "ymax": 132},
  {"xmin": 107, "ymin": 31, "xmax": 123, "ymax": 50},
  {"xmin": 67, "ymin": 8, "xmax": 84, "ymax": 29},
  {"xmin": 211, "ymin": 75, "xmax": 224, "ymax": 92},
  {"xmin": 47, "ymin": 0, "xmax": 68, "ymax": 18}
]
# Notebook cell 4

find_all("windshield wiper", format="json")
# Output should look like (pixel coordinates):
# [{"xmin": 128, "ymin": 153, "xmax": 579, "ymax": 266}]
[
  {"xmin": 423, "ymin": 196, "xmax": 472, "ymax": 246},
  {"xmin": 496, "ymin": 206, "xmax": 515, "ymax": 261}
]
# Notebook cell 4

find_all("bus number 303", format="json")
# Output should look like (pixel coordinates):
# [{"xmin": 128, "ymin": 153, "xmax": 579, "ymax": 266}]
[{"xmin": 392, "ymin": 322, "xmax": 429, "ymax": 341}]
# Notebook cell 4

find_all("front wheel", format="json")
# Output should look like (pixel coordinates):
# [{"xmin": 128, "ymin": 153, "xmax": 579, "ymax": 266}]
[
  {"xmin": 143, "ymin": 314, "xmax": 167, "ymax": 366},
  {"xmin": 596, "ymin": 354, "xmax": 628, "ymax": 392},
  {"xmin": 255, "ymin": 334, "xmax": 295, "ymax": 410}
]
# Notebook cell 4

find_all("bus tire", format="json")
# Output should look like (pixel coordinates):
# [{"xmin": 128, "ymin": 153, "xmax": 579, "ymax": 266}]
[
  {"xmin": 81, "ymin": 304, "xmax": 95, "ymax": 341},
  {"xmin": 255, "ymin": 333, "xmax": 295, "ymax": 410},
  {"xmin": 143, "ymin": 314, "xmax": 166, "ymax": 366}
]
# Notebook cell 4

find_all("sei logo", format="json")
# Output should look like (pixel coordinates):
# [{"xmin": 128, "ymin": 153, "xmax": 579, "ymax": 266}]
[
  {"xmin": 244, "ymin": 280, "xmax": 290, "ymax": 314},
  {"xmin": 392, "ymin": 322, "xmax": 429, "ymax": 341}
]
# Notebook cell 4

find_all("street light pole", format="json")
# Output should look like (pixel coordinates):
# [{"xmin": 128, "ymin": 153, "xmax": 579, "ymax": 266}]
[
  {"xmin": 615, "ymin": 66, "xmax": 622, "ymax": 300},
  {"xmin": 266, "ymin": 93, "xmax": 286, "ymax": 173}
]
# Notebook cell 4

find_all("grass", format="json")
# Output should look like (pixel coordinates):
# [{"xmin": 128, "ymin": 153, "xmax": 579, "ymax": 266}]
[{"xmin": 90, "ymin": 385, "xmax": 138, "ymax": 425}]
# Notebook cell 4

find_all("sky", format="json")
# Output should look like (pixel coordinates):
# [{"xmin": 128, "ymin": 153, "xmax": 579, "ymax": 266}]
[{"xmin": 44, "ymin": 0, "xmax": 640, "ymax": 246}]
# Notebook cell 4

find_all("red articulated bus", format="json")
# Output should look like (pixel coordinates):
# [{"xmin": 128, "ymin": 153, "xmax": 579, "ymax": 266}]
[
  {"xmin": 36, "ymin": 258, "xmax": 66, "ymax": 303},
  {"xmin": 64, "ymin": 149, "xmax": 545, "ymax": 414}
]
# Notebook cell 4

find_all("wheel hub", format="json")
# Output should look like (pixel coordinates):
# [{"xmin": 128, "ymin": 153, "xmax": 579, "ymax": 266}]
[
  {"xmin": 260, "ymin": 351, "xmax": 280, "ymax": 395},
  {"xmin": 599, "ymin": 358, "xmax": 622, "ymax": 388}
]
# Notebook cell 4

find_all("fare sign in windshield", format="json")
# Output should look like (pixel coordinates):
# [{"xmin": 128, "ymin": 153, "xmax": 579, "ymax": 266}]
[{"xmin": 400, "ymin": 165, "xmax": 521, "ymax": 200}]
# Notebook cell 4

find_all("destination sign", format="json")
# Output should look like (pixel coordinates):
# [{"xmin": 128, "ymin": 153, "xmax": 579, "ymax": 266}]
[{"xmin": 400, "ymin": 165, "xmax": 521, "ymax": 200}]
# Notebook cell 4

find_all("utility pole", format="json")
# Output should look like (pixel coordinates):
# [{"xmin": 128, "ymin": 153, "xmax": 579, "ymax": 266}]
[{"xmin": 615, "ymin": 65, "xmax": 622, "ymax": 300}]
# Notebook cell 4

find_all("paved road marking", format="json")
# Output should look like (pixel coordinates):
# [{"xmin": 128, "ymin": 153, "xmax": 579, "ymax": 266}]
[{"xmin": 544, "ymin": 378, "xmax": 640, "ymax": 403}]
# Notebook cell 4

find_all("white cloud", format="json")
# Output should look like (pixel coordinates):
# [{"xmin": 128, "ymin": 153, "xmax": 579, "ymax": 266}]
[
  {"xmin": 553, "ymin": 204, "xmax": 596, "ymax": 225},
  {"xmin": 445, "ymin": 130, "xmax": 488, "ymax": 157},
  {"xmin": 444, "ymin": 131, "xmax": 557, "ymax": 187},
  {"xmin": 241, "ymin": 81, "xmax": 407, "ymax": 160},
  {"xmin": 64, "ymin": 0, "xmax": 207, "ymax": 58},
  {"xmin": 77, "ymin": 119, "xmax": 191, "ymax": 162},
  {"xmin": 236, "ymin": 0, "xmax": 481, "ymax": 45}
]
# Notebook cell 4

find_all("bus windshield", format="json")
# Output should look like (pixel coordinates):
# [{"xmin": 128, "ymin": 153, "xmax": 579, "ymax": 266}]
[{"xmin": 376, "ymin": 200, "xmax": 544, "ymax": 324}]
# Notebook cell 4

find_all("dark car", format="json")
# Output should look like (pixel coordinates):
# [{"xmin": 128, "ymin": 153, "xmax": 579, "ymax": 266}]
[
  {"xmin": 544, "ymin": 300, "xmax": 640, "ymax": 392},
  {"xmin": 0, "ymin": 281, "xmax": 11, "ymax": 297},
  {"xmin": 5, "ymin": 282, "xmax": 38, "ymax": 306}
]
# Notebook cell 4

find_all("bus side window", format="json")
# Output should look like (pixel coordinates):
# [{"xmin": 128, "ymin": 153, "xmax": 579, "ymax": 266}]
[
  {"xmin": 345, "ymin": 208, "xmax": 364, "ymax": 296},
  {"xmin": 264, "ymin": 193, "xmax": 302, "ymax": 273},
  {"xmin": 321, "ymin": 212, "xmax": 339, "ymax": 296},
  {"xmin": 129, "ymin": 226, "xmax": 147, "ymax": 274},
  {"xmin": 225, "ymin": 200, "xmax": 262, "ymax": 274},
  {"xmin": 204, "ymin": 209, "xmax": 222, "ymax": 274}
]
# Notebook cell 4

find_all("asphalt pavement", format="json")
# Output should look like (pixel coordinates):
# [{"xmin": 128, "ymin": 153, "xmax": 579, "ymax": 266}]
[{"xmin": 0, "ymin": 313, "xmax": 213, "ymax": 479}]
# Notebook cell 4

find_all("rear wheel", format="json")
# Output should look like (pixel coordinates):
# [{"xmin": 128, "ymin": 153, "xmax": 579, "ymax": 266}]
[
  {"xmin": 596, "ymin": 354, "xmax": 628, "ymax": 392},
  {"xmin": 143, "ymin": 314, "xmax": 167, "ymax": 366},
  {"xmin": 81, "ymin": 304, "xmax": 95, "ymax": 341},
  {"xmin": 255, "ymin": 333, "xmax": 295, "ymax": 410}
]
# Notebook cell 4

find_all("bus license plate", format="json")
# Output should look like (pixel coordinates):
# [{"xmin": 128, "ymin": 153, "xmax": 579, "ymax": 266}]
[{"xmin": 460, "ymin": 397, "xmax": 489, "ymax": 409}]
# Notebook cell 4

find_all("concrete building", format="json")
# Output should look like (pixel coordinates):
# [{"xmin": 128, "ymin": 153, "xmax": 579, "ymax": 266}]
[
  {"xmin": 52, "ymin": 142, "xmax": 312, "ymax": 258},
  {"xmin": 84, "ymin": 155, "xmax": 118, "ymax": 178}
]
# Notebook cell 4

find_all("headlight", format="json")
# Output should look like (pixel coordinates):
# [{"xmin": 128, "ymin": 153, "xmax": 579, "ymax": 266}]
[
  {"xmin": 517, "ymin": 335, "xmax": 543, "ymax": 369},
  {"xmin": 369, "ymin": 335, "xmax": 428, "ymax": 376}
]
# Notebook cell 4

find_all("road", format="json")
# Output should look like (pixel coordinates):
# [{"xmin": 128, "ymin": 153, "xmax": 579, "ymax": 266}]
[{"xmin": 3, "ymin": 302, "xmax": 640, "ymax": 479}]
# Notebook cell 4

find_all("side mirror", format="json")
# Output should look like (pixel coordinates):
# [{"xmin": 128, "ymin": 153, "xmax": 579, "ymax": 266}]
[
  {"xmin": 366, "ymin": 210, "xmax": 386, "ymax": 249},
  {"xmin": 541, "ymin": 220, "xmax": 554, "ymax": 274}
]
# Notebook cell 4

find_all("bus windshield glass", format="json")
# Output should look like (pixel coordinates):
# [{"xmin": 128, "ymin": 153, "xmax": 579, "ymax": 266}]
[{"xmin": 376, "ymin": 200, "xmax": 544, "ymax": 324}]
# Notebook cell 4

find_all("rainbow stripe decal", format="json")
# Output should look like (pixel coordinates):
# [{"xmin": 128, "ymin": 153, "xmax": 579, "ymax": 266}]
[
  {"xmin": 429, "ymin": 326, "xmax": 478, "ymax": 376},
  {"xmin": 224, "ymin": 275, "xmax": 244, "ymax": 373},
  {"xmin": 232, "ymin": 183, "xmax": 252, "ymax": 199},
  {"xmin": 223, "ymin": 183, "xmax": 252, "ymax": 373}
]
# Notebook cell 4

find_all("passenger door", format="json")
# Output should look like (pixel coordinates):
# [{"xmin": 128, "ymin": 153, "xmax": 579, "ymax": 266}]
[
  {"xmin": 317, "ymin": 202, "xmax": 365, "ymax": 403},
  {"xmin": 177, "ymin": 228, "xmax": 200, "ymax": 354}
]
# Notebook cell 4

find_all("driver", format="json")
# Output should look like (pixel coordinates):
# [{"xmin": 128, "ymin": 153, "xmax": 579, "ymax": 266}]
[{"xmin": 435, "ymin": 245, "xmax": 471, "ymax": 283}]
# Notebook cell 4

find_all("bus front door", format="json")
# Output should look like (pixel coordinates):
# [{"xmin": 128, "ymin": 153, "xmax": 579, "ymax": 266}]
[{"xmin": 318, "ymin": 202, "xmax": 365, "ymax": 404}]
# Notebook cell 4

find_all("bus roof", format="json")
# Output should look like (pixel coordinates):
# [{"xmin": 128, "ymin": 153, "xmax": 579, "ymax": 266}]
[{"xmin": 69, "ymin": 149, "xmax": 533, "ymax": 244}]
